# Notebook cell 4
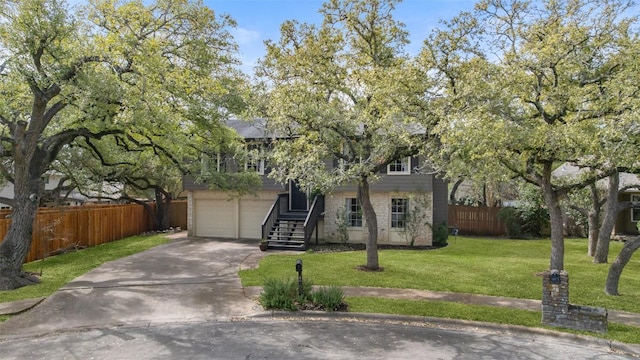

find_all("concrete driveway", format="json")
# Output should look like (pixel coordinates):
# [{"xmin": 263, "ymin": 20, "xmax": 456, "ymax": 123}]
[{"xmin": 0, "ymin": 233, "xmax": 264, "ymax": 336}]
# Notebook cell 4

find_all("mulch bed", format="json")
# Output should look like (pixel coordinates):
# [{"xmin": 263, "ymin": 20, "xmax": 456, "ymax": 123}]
[
  {"xmin": 298, "ymin": 301, "xmax": 350, "ymax": 312},
  {"xmin": 308, "ymin": 243, "xmax": 447, "ymax": 253}
]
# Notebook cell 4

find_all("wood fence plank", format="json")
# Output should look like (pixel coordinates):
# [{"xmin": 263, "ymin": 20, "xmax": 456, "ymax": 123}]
[{"xmin": 0, "ymin": 203, "xmax": 185, "ymax": 263}]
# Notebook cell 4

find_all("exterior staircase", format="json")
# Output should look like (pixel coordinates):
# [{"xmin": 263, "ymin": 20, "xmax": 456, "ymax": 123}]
[
  {"xmin": 265, "ymin": 212, "xmax": 307, "ymax": 250},
  {"xmin": 261, "ymin": 193, "xmax": 324, "ymax": 251}
]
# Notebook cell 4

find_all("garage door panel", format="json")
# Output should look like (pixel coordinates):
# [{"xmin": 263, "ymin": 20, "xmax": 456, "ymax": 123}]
[
  {"xmin": 239, "ymin": 199, "xmax": 273, "ymax": 239},
  {"xmin": 194, "ymin": 199, "xmax": 234, "ymax": 238}
]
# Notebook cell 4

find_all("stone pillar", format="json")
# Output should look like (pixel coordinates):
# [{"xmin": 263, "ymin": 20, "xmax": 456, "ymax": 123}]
[
  {"xmin": 542, "ymin": 270, "xmax": 569, "ymax": 326},
  {"xmin": 541, "ymin": 270, "xmax": 608, "ymax": 333}
]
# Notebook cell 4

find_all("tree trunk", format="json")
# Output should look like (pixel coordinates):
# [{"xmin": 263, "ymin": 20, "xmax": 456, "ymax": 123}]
[
  {"xmin": 0, "ymin": 190, "xmax": 42, "ymax": 290},
  {"xmin": 594, "ymin": 172, "xmax": 619, "ymax": 263},
  {"xmin": 587, "ymin": 184, "xmax": 600, "ymax": 257},
  {"xmin": 358, "ymin": 177, "xmax": 379, "ymax": 270},
  {"xmin": 153, "ymin": 189, "xmax": 172, "ymax": 231},
  {"xmin": 541, "ymin": 166, "xmax": 564, "ymax": 270},
  {"xmin": 0, "ymin": 119, "xmax": 47, "ymax": 290},
  {"xmin": 449, "ymin": 178, "xmax": 463, "ymax": 204},
  {"xmin": 605, "ymin": 237, "xmax": 640, "ymax": 295}
]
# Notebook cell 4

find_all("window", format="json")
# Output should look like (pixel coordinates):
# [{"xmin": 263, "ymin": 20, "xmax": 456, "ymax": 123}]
[
  {"xmin": 202, "ymin": 153, "xmax": 218, "ymax": 173},
  {"xmin": 632, "ymin": 195, "xmax": 640, "ymax": 222},
  {"xmin": 391, "ymin": 198, "xmax": 408, "ymax": 228},
  {"xmin": 387, "ymin": 157, "xmax": 411, "ymax": 175},
  {"xmin": 246, "ymin": 143, "xmax": 265, "ymax": 175},
  {"xmin": 346, "ymin": 198, "xmax": 362, "ymax": 227},
  {"xmin": 338, "ymin": 143, "xmax": 362, "ymax": 172},
  {"xmin": 202, "ymin": 152, "xmax": 228, "ymax": 173}
]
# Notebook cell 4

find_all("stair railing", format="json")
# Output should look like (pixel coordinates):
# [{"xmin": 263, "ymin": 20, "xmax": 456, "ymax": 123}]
[
  {"xmin": 303, "ymin": 195, "xmax": 324, "ymax": 248},
  {"xmin": 262, "ymin": 193, "xmax": 289, "ymax": 240}
]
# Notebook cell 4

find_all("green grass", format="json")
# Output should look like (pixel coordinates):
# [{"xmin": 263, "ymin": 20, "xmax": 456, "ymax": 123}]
[
  {"xmin": 240, "ymin": 237, "xmax": 640, "ymax": 313},
  {"xmin": 0, "ymin": 234, "xmax": 171, "ymax": 305},
  {"xmin": 347, "ymin": 297, "xmax": 640, "ymax": 344},
  {"xmin": 239, "ymin": 236, "xmax": 640, "ymax": 343}
]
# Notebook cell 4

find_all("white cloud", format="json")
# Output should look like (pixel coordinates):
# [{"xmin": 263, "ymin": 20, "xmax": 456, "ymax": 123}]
[{"xmin": 232, "ymin": 27, "xmax": 261, "ymax": 45}]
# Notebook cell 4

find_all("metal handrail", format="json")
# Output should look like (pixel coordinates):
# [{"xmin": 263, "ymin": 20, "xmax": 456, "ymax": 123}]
[
  {"xmin": 303, "ymin": 195, "xmax": 324, "ymax": 247},
  {"xmin": 262, "ymin": 193, "xmax": 288, "ymax": 240}
]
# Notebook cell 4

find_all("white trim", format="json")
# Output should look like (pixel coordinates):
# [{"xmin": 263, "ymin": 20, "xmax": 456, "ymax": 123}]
[
  {"xmin": 387, "ymin": 157, "xmax": 411, "ymax": 175},
  {"xmin": 390, "ymin": 197, "xmax": 409, "ymax": 228},
  {"xmin": 245, "ymin": 143, "xmax": 265, "ymax": 175},
  {"xmin": 631, "ymin": 194, "xmax": 640, "ymax": 222},
  {"xmin": 345, "ymin": 197, "xmax": 363, "ymax": 228},
  {"xmin": 201, "ymin": 152, "xmax": 223, "ymax": 174}
]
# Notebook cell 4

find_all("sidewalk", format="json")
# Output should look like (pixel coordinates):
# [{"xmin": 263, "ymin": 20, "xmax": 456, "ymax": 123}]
[{"xmin": 243, "ymin": 286, "xmax": 640, "ymax": 327}]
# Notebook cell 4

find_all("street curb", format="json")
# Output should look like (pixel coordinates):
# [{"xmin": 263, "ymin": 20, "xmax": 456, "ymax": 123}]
[
  {"xmin": 248, "ymin": 311, "xmax": 640, "ymax": 358},
  {"xmin": 0, "ymin": 297, "xmax": 45, "ymax": 316}
]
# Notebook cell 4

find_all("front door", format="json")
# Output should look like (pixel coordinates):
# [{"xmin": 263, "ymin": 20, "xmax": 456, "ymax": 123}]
[{"xmin": 289, "ymin": 180, "xmax": 308, "ymax": 211}]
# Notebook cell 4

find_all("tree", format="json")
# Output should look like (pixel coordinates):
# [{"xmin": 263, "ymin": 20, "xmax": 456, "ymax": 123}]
[
  {"xmin": 256, "ymin": 0, "xmax": 436, "ymax": 270},
  {"xmin": 0, "ymin": 0, "xmax": 243, "ymax": 290},
  {"xmin": 606, "ymin": 234, "xmax": 640, "ymax": 295},
  {"xmin": 55, "ymin": 122, "xmax": 259, "ymax": 231},
  {"xmin": 565, "ymin": 176, "xmax": 603, "ymax": 254},
  {"xmin": 434, "ymin": 0, "xmax": 640, "ymax": 271}
]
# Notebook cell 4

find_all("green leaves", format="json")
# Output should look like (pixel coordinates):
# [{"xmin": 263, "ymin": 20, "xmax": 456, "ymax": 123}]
[
  {"xmin": 0, "ymin": 0, "xmax": 249, "ymax": 202},
  {"xmin": 257, "ymin": 0, "xmax": 436, "ymax": 191},
  {"xmin": 435, "ymin": 0, "xmax": 640, "ymax": 187}
]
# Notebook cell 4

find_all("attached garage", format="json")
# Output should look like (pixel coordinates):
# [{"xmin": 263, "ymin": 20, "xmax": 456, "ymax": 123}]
[
  {"xmin": 193, "ymin": 199, "xmax": 236, "ymax": 238},
  {"xmin": 189, "ymin": 190, "xmax": 279, "ymax": 239},
  {"xmin": 239, "ymin": 199, "xmax": 274, "ymax": 239}
]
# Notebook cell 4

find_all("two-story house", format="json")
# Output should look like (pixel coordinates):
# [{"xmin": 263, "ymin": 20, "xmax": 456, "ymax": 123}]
[{"xmin": 183, "ymin": 119, "xmax": 449, "ymax": 250}]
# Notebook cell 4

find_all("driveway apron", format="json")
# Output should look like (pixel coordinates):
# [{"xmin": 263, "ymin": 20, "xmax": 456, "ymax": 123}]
[{"xmin": 0, "ymin": 234, "xmax": 264, "ymax": 337}]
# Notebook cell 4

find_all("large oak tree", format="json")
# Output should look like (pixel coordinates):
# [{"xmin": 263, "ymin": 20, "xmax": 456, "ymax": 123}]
[
  {"xmin": 256, "ymin": 0, "xmax": 438, "ymax": 270},
  {"xmin": 0, "ymin": 0, "xmax": 243, "ymax": 290},
  {"xmin": 434, "ymin": 0, "xmax": 640, "ymax": 272}
]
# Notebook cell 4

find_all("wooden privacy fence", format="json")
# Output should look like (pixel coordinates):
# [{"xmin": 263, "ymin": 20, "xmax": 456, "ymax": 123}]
[
  {"xmin": 0, "ymin": 203, "xmax": 166, "ymax": 263},
  {"xmin": 168, "ymin": 200, "xmax": 187, "ymax": 230},
  {"xmin": 448, "ymin": 205, "xmax": 506, "ymax": 236}
]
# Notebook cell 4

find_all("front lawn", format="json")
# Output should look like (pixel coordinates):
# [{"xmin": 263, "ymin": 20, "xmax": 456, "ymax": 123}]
[
  {"xmin": 0, "ymin": 234, "xmax": 171, "ymax": 307},
  {"xmin": 239, "ymin": 237, "xmax": 640, "ymax": 314}
]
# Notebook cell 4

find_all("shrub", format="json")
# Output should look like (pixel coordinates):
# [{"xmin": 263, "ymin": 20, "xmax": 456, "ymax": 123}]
[
  {"xmin": 433, "ymin": 221, "xmax": 449, "ymax": 246},
  {"xmin": 259, "ymin": 277, "xmax": 312, "ymax": 311},
  {"xmin": 310, "ymin": 286, "xmax": 344, "ymax": 311},
  {"xmin": 498, "ymin": 207, "xmax": 523, "ymax": 239},
  {"xmin": 259, "ymin": 278, "xmax": 347, "ymax": 312}
]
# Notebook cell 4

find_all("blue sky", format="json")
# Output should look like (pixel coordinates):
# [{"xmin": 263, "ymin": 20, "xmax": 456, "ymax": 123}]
[
  {"xmin": 206, "ymin": 0, "xmax": 478, "ymax": 75},
  {"xmin": 65, "ymin": 0, "xmax": 478, "ymax": 75}
]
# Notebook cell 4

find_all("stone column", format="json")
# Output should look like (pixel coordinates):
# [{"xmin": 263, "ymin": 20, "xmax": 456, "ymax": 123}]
[
  {"xmin": 542, "ymin": 270, "xmax": 569, "ymax": 326},
  {"xmin": 541, "ymin": 270, "xmax": 607, "ymax": 332}
]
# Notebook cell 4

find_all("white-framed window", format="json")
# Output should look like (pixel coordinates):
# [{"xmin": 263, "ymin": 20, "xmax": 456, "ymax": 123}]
[
  {"xmin": 202, "ymin": 152, "xmax": 222, "ymax": 173},
  {"xmin": 246, "ymin": 143, "xmax": 265, "ymax": 175},
  {"xmin": 387, "ymin": 157, "xmax": 411, "ymax": 175},
  {"xmin": 338, "ymin": 143, "xmax": 362, "ymax": 172},
  {"xmin": 632, "ymin": 194, "xmax": 640, "ymax": 222},
  {"xmin": 345, "ymin": 198, "xmax": 362, "ymax": 227},
  {"xmin": 391, "ymin": 198, "xmax": 408, "ymax": 228}
]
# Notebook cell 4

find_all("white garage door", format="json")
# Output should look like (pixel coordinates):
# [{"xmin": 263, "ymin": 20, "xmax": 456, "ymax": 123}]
[
  {"xmin": 194, "ymin": 199, "xmax": 235, "ymax": 238},
  {"xmin": 239, "ymin": 199, "xmax": 274, "ymax": 239}
]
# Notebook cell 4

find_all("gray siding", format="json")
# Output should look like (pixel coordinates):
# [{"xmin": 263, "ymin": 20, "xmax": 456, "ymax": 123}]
[
  {"xmin": 432, "ymin": 176, "xmax": 449, "ymax": 226},
  {"xmin": 182, "ymin": 175, "xmax": 286, "ymax": 192},
  {"xmin": 334, "ymin": 174, "xmax": 433, "ymax": 192},
  {"xmin": 183, "ymin": 176, "xmax": 208, "ymax": 191}
]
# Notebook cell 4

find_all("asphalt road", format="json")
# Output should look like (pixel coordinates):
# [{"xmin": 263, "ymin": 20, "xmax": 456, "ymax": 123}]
[{"xmin": 0, "ymin": 319, "xmax": 635, "ymax": 359}]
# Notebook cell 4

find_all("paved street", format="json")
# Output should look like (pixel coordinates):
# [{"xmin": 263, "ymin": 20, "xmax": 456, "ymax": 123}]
[{"xmin": 1, "ymin": 319, "xmax": 636, "ymax": 359}]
